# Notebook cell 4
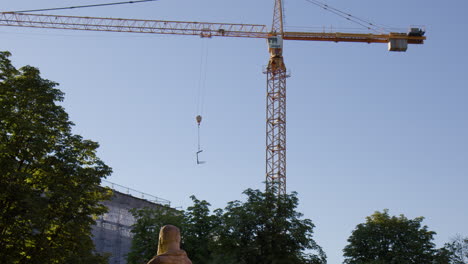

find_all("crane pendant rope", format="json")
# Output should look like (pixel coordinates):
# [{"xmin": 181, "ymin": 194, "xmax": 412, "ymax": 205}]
[
  {"xmin": 11, "ymin": 0, "xmax": 160, "ymax": 13},
  {"xmin": 303, "ymin": 0, "xmax": 390, "ymax": 33}
]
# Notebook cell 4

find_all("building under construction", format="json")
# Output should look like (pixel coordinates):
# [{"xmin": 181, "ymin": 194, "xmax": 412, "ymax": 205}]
[{"xmin": 92, "ymin": 181, "xmax": 173, "ymax": 264}]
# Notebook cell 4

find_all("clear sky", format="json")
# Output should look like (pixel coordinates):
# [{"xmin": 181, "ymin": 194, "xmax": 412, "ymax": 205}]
[{"xmin": 2, "ymin": 0, "xmax": 467, "ymax": 263}]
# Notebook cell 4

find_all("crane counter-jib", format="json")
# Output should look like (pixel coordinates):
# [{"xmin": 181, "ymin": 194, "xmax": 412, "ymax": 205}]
[{"xmin": 283, "ymin": 32, "xmax": 426, "ymax": 44}]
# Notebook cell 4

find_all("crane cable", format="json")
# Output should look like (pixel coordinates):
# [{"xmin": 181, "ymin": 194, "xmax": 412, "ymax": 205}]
[
  {"xmin": 303, "ymin": 0, "xmax": 390, "ymax": 33},
  {"xmin": 195, "ymin": 38, "xmax": 209, "ymax": 165},
  {"xmin": 10, "ymin": 0, "xmax": 159, "ymax": 13},
  {"xmin": 196, "ymin": 38, "xmax": 209, "ymax": 118}
]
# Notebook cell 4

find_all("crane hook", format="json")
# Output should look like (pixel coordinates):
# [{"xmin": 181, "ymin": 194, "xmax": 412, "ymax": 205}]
[
  {"xmin": 196, "ymin": 115, "xmax": 205, "ymax": 164},
  {"xmin": 196, "ymin": 150, "xmax": 205, "ymax": 165}
]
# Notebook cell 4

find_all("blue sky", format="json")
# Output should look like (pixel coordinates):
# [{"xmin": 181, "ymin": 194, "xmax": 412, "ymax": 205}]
[{"xmin": 2, "ymin": 0, "xmax": 467, "ymax": 263}]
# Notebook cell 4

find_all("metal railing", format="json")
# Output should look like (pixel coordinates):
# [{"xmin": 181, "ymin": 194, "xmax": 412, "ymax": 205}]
[{"xmin": 101, "ymin": 179, "xmax": 171, "ymax": 206}]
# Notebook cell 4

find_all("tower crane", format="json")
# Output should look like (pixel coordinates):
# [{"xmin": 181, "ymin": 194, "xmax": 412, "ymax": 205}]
[{"xmin": 0, "ymin": 1, "xmax": 425, "ymax": 196}]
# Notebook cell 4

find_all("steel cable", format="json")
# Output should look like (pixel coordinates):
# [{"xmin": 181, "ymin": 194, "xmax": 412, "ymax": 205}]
[
  {"xmin": 11, "ymin": 0, "xmax": 159, "ymax": 13},
  {"xmin": 303, "ymin": 0, "xmax": 390, "ymax": 33}
]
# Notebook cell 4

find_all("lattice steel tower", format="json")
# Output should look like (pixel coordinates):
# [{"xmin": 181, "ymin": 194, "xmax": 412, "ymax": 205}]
[{"xmin": 265, "ymin": 0, "xmax": 289, "ymax": 196}]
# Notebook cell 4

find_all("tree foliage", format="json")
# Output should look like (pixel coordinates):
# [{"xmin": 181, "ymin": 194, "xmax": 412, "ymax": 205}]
[
  {"xmin": 182, "ymin": 195, "xmax": 220, "ymax": 264},
  {"xmin": 343, "ymin": 209, "xmax": 449, "ymax": 264},
  {"xmin": 215, "ymin": 189, "xmax": 326, "ymax": 264},
  {"xmin": 128, "ymin": 189, "xmax": 326, "ymax": 264},
  {"xmin": 446, "ymin": 235, "xmax": 468, "ymax": 264},
  {"xmin": 127, "ymin": 206, "xmax": 184, "ymax": 264},
  {"xmin": 0, "ymin": 51, "xmax": 112, "ymax": 263}
]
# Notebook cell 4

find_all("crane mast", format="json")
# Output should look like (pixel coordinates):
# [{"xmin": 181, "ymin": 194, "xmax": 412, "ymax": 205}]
[
  {"xmin": 265, "ymin": 0, "xmax": 288, "ymax": 196},
  {"xmin": 272, "ymin": 0, "xmax": 285, "ymax": 33}
]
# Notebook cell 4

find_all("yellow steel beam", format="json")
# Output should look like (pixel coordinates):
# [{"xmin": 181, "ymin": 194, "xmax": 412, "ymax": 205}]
[
  {"xmin": 283, "ymin": 31, "xmax": 425, "ymax": 44},
  {"xmin": 0, "ymin": 12, "xmax": 269, "ymax": 38}
]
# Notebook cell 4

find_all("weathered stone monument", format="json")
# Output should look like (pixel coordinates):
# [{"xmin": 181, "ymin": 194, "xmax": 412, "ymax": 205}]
[{"xmin": 147, "ymin": 225, "xmax": 192, "ymax": 264}]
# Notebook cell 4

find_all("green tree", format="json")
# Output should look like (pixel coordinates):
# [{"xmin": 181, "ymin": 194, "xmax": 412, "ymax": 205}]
[
  {"xmin": 128, "ymin": 189, "xmax": 325, "ymax": 264},
  {"xmin": 127, "ymin": 206, "xmax": 184, "ymax": 264},
  {"xmin": 343, "ymin": 209, "xmax": 449, "ymax": 264},
  {"xmin": 182, "ymin": 195, "xmax": 220, "ymax": 264},
  {"xmin": 127, "ymin": 197, "xmax": 219, "ymax": 264},
  {"xmin": 0, "ymin": 51, "xmax": 112, "ymax": 263},
  {"xmin": 446, "ymin": 235, "xmax": 468, "ymax": 264},
  {"xmin": 216, "ymin": 189, "xmax": 326, "ymax": 264}
]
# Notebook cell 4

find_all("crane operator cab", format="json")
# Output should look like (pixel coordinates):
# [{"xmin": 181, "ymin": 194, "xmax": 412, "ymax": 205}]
[{"xmin": 268, "ymin": 36, "xmax": 283, "ymax": 57}]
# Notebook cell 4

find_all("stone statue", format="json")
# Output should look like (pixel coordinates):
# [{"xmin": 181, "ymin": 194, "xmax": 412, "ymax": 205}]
[{"xmin": 147, "ymin": 225, "xmax": 192, "ymax": 264}]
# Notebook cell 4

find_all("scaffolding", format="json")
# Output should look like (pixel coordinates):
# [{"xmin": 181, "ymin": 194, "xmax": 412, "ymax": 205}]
[{"xmin": 92, "ymin": 181, "xmax": 172, "ymax": 264}]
